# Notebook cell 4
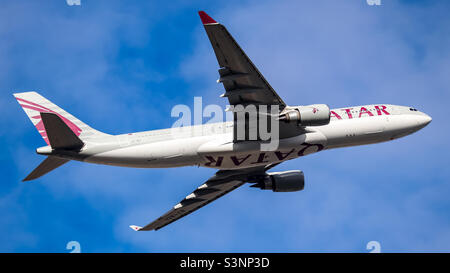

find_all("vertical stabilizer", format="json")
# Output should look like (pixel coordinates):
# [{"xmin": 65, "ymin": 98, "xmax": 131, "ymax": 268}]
[{"xmin": 14, "ymin": 91, "xmax": 109, "ymax": 145}]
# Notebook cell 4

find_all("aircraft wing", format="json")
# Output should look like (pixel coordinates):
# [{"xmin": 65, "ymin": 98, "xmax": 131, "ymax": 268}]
[
  {"xmin": 199, "ymin": 11, "xmax": 304, "ymax": 140},
  {"xmin": 130, "ymin": 166, "xmax": 273, "ymax": 231},
  {"xmin": 199, "ymin": 11, "xmax": 286, "ymax": 110}
]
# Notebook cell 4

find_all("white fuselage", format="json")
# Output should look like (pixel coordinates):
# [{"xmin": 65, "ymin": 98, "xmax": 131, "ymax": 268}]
[{"xmin": 43, "ymin": 104, "xmax": 431, "ymax": 170}]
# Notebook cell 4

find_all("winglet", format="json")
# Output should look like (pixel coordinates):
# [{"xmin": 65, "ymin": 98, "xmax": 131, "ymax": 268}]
[
  {"xmin": 129, "ymin": 225, "xmax": 143, "ymax": 231},
  {"xmin": 198, "ymin": 11, "xmax": 217, "ymax": 25}
]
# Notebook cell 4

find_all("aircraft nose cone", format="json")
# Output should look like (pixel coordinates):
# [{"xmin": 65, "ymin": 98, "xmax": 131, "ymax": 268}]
[{"xmin": 417, "ymin": 113, "xmax": 432, "ymax": 128}]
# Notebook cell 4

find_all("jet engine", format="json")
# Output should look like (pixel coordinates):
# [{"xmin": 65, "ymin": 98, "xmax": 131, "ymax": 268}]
[
  {"xmin": 279, "ymin": 104, "xmax": 330, "ymax": 126},
  {"xmin": 251, "ymin": 170, "xmax": 305, "ymax": 192}
]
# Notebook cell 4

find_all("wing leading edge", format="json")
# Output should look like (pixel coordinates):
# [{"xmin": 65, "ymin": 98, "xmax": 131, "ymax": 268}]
[
  {"xmin": 130, "ymin": 166, "xmax": 276, "ymax": 231},
  {"xmin": 199, "ymin": 11, "xmax": 305, "ymax": 141},
  {"xmin": 199, "ymin": 11, "xmax": 286, "ymax": 109}
]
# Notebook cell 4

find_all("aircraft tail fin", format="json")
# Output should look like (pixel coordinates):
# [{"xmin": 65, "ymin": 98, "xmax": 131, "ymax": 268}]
[
  {"xmin": 13, "ymin": 91, "xmax": 109, "ymax": 145},
  {"xmin": 23, "ymin": 156, "xmax": 70, "ymax": 182},
  {"xmin": 22, "ymin": 113, "xmax": 84, "ymax": 181}
]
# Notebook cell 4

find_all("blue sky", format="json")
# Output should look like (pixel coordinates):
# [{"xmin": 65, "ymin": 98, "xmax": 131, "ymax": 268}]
[{"xmin": 1, "ymin": 0, "xmax": 449, "ymax": 252}]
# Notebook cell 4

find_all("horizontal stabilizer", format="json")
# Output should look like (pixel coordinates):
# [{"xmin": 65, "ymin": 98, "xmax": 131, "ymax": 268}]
[
  {"xmin": 41, "ymin": 112, "xmax": 84, "ymax": 150},
  {"xmin": 23, "ymin": 156, "xmax": 69, "ymax": 182}
]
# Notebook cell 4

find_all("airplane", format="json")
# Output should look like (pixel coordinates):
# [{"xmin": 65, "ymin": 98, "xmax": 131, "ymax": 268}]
[{"xmin": 14, "ymin": 11, "xmax": 431, "ymax": 231}]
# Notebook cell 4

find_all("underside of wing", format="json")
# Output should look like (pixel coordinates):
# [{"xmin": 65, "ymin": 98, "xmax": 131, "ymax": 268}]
[
  {"xmin": 199, "ymin": 11, "xmax": 303, "ymax": 141},
  {"xmin": 23, "ymin": 156, "xmax": 70, "ymax": 182},
  {"xmin": 200, "ymin": 11, "xmax": 286, "ymax": 109},
  {"xmin": 130, "ymin": 167, "xmax": 271, "ymax": 231}
]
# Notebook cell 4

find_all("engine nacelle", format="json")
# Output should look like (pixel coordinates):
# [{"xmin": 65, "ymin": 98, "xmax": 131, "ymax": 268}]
[
  {"xmin": 252, "ymin": 170, "xmax": 305, "ymax": 192},
  {"xmin": 279, "ymin": 104, "xmax": 330, "ymax": 126}
]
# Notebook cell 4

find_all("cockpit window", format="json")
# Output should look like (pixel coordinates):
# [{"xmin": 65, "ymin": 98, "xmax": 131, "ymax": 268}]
[{"xmin": 409, "ymin": 107, "xmax": 418, "ymax": 111}]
